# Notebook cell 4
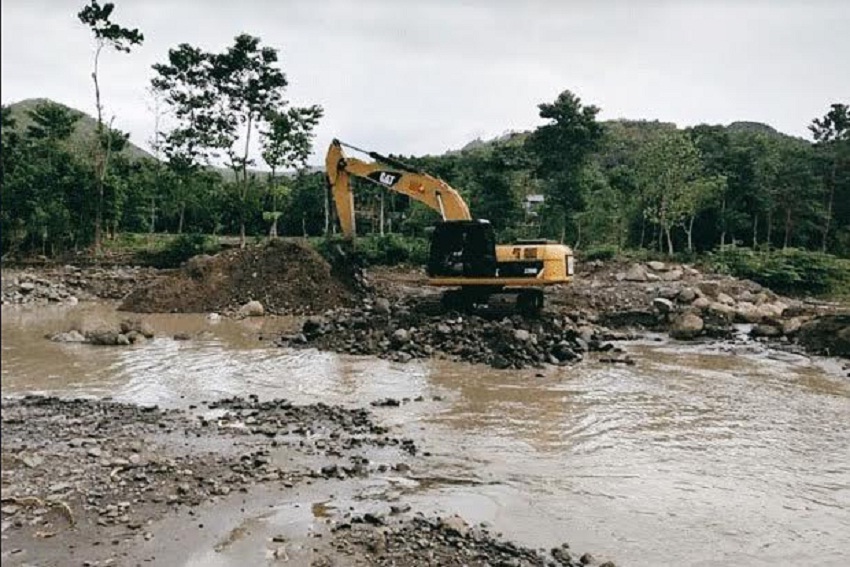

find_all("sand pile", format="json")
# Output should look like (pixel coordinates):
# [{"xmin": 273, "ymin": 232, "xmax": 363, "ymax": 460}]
[{"xmin": 119, "ymin": 239, "xmax": 362, "ymax": 315}]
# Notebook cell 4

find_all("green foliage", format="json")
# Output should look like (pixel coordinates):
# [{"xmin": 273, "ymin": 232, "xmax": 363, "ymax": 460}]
[
  {"xmin": 314, "ymin": 234, "xmax": 429, "ymax": 267},
  {"xmin": 708, "ymin": 247, "xmax": 850, "ymax": 296},
  {"xmin": 580, "ymin": 244, "xmax": 620, "ymax": 262},
  {"xmin": 141, "ymin": 233, "xmax": 220, "ymax": 268}
]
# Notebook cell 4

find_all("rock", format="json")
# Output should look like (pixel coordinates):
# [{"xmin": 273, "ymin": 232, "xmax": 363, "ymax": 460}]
[
  {"xmin": 21, "ymin": 454, "xmax": 44, "ymax": 468},
  {"xmin": 513, "ymin": 329, "xmax": 531, "ymax": 342},
  {"xmin": 646, "ymin": 272, "xmax": 661, "ymax": 282},
  {"xmin": 716, "ymin": 292, "xmax": 735, "ymax": 306},
  {"xmin": 624, "ymin": 264, "xmax": 648, "ymax": 282},
  {"xmin": 660, "ymin": 269, "xmax": 684, "ymax": 282},
  {"xmin": 173, "ymin": 333, "xmax": 191, "ymax": 341},
  {"xmin": 206, "ymin": 313, "xmax": 221, "ymax": 322},
  {"xmin": 116, "ymin": 333, "xmax": 131, "ymax": 346},
  {"xmin": 303, "ymin": 316, "xmax": 327, "ymax": 336},
  {"xmin": 392, "ymin": 329, "xmax": 410, "ymax": 344},
  {"xmin": 670, "ymin": 313, "xmax": 704, "ymax": 340},
  {"xmin": 647, "ymin": 261, "xmax": 667, "ymax": 272},
  {"xmin": 374, "ymin": 298, "xmax": 391, "ymax": 315},
  {"xmin": 752, "ymin": 324, "xmax": 782, "ymax": 338},
  {"xmin": 692, "ymin": 297, "xmax": 711, "ymax": 310},
  {"xmin": 676, "ymin": 288, "xmax": 698, "ymax": 304},
  {"xmin": 51, "ymin": 330, "xmax": 86, "ymax": 343},
  {"xmin": 735, "ymin": 304, "xmax": 763, "ymax": 324},
  {"xmin": 439, "ymin": 515, "xmax": 469, "ymax": 537},
  {"xmin": 781, "ymin": 317, "xmax": 805, "ymax": 337},
  {"xmin": 87, "ymin": 330, "xmax": 120, "ymax": 346},
  {"xmin": 652, "ymin": 298, "xmax": 675, "ymax": 314},
  {"xmin": 798, "ymin": 315, "xmax": 850, "ymax": 357},
  {"xmin": 683, "ymin": 266, "xmax": 700, "ymax": 276},
  {"xmin": 239, "ymin": 300, "xmax": 264, "ymax": 317},
  {"xmin": 19, "ymin": 282, "xmax": 35, "ymax": 293}
]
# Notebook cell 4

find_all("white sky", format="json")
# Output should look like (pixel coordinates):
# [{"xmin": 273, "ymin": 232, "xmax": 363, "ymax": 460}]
[{"xmin": 2, "ymin": 0, "xmax": 848, "ymax": 167}]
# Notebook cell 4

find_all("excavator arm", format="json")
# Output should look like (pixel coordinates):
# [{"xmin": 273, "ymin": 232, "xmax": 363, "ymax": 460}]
[{"xmin": 326, "ymin": 139, "xmax": 472, "ymax": 238}]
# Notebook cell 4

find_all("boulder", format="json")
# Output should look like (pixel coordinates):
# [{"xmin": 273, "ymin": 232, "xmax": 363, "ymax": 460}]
[
  {"xmin": 392, "ymin": 328, "xmax": 410, "ymax": 344},
  {"xmin": 513, "ymin": 329, "xmax": 532, "ymax": 342},
  {"xmin": 797, "ymin": 315, "xmax": 850, "ymax": 357},
  {"xmin": 50, "ymin": 330, "xmax": 86, "ymax": 343},
  {"xmin": 660, "ymin": 269, "xmax": 684, "ymax": 282},
  {"xmin": 87, "ymin": 330, "xmax": 121, "ymax": 346},
  {"xmin": 647, "ymin": 260, "xmax": 667, "ymax": 272},
  {"xmin": 751, "ymin": 324, "xmax": 782, "ymax": 338},
  {"xmin": 698, "ymin": 281, "xmax": 720, "ymax": 298},
  {"xmin": 717, "ymin": 292, "xmax": 735, "ymax": 306},
  {"xmin": 670, "ymin": 313, "xmax": 704, "ymax": 340},
  {"xmin": 374, "ymin": 297, "xmax": 391, "ymax": 315},
  {"xmin": 239, "ymin": 300, "xmax": 264, "ymax": 317},
  {"xmin": 692, "ymin": 297, "xmax": 711, "ymax": 310},
  {"xmin": 676, "ymin": 288, "xmax": 698, "ymax": 304},
  {"xmin": 781, "ymin": 317, "xmax": 805, "ymax": 337},
  {"xmin": 646, "ymin": 272, "xmax": 661, "ymax": 282},
  {"xmin": 624, "ymin": 264, "xmax": 648, "ymax": 282},
  {"xmin": 652, "ymin": 298, "xmax": 675, "ymax": 314}
]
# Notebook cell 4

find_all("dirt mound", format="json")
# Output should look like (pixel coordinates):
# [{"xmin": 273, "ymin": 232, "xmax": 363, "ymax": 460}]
[{"xmin": 119, "ymin": 239, "xmax": 361, "ymax": 315}]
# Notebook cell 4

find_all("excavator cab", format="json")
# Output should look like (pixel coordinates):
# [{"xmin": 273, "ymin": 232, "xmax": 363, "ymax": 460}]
[{"xmin": 427, "ymin": 220, "xmax": 498, "ymax": 278}]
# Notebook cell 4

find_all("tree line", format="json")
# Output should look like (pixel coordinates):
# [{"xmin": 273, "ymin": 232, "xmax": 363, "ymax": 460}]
[{"xmin": 1, "ymin": 1, "xmax": 848, "ymax": 261}]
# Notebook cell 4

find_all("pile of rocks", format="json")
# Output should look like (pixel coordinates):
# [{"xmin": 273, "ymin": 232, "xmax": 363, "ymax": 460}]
[
  {"xmin": 47, "ymin": 318, "xmax": 156, "ymax": 346},
  {"xmin": 276, "ymin": 299, "xmax": 632, "ymax": 369},
  {"xmin": 1, "ymin": 266, "xmax": 158, "ymax": 306},
  {"xmin": 1, "ymin": 274, "xmax": 80, "ymax": 306},
  {"xmin": 328, "ymin": 514, "xmax": 616, "ymax": 567},
  {"xmin": 649, "ymin": 281, "xmax": 808, "ymax": 340}
]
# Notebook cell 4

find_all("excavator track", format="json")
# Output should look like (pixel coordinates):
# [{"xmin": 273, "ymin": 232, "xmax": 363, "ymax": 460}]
[{"xmin": 411, "ymin": 288, "xmax": 545, "ymax": 318}]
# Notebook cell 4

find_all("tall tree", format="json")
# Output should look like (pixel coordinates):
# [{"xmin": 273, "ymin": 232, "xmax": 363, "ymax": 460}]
[
  {"xmin": 260, "ymin": 105, "xmax": 323, "ymax": 237},
  {"xmin": 525, "ymin": 90, "xmax": 604, "ymax": 243},
  {"xmin": 77, "ymin": 0, "xmax": 143, "ymax": 251},
  {"xmin": 809, "ymin": 103, "xmax": 850, "ymax": 252}
]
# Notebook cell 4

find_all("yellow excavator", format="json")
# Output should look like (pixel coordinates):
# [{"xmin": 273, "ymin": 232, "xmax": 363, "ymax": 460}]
[{"xmin": 325, "ymin": 139, "xmax": 574, "ymax": 315}]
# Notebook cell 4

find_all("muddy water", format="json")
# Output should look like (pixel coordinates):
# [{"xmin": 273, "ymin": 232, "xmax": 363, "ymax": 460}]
[{"xmin": 2, "ymin": 303, "xmax": 849, "ymax": 567}]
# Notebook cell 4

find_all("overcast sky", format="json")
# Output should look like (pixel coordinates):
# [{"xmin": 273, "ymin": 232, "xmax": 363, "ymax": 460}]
[{"xmin": 2, "ymin": 0, "xmax": 848, "ymax": 167}]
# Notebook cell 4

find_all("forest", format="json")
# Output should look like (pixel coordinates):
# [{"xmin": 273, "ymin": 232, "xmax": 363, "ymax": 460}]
[{"xmin": 1, "ymin": 2, "xmax": 849, "ymax": 283}]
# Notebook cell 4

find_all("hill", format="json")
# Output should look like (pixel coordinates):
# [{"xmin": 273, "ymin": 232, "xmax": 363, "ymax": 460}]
[{"xmin": 4, "ymin": 98, "xmax": 155, "ymax": 162}]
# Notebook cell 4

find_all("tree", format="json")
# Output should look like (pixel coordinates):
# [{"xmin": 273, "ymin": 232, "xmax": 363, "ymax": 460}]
[
  {"xmin": 525, "ymin": 90, "xmax": 604, "ymax": 243},
  {"xmin": 260, "ymin": 105, "xmax": 323, "ymax": 237},
  {"xmin": 77, "ymin": 0, "xmax": 143, "ymax": 251},
  {"xmin": 635, "ymin": 131, "xmax": 706, "ymax": 255},
  {"xmin": 809, "ymin": 103, "xmax": 850, "ymax": 252}
]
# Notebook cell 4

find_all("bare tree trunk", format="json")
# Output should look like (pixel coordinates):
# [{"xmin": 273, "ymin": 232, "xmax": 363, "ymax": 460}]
[
  {"xmin": 752, "ymin": 214, "xmax": 758, "ymax": 248},
  {"xmin": 719, "ymin": 194, "xmax": 727, "ymax": 250},
  {"xmin": 766, "ymin": 209, "xmax": 773, "ymax": 251},
  {"xmin": 324, "ymin": 183, "xmax": 330, "ymax": 236},
  {"xmin": 783, "ymin": 207, "xmax": 792, "ymax": 250},
  {"xmin": 239, "ymin": 116, "xmax": 254, "ymax": 248},
  {"xmin": 822, "ymin": 160, "xmax": 837, "ymax": 252},
  {"xmin": 178, "ymin": 202, "xmax": 185, "ymax": 235},
  {"xmin": 92, "ymin": 43, "xmax": 105, "ymax": 253},
  {"xmin": 665, "ymin": 227, "xmax": 674, "ymax": 256},
  {"xmin": 687, "ymin": 215, "xmax": 695, "ymax": 252},
  {"xmin": 149, "ymin": 196, "xmax": 156, "ymax": 234}
]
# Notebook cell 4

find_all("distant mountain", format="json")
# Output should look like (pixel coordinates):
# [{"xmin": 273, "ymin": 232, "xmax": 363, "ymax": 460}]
[{"xmin": 4, "ymin": 98, "xmax": 156, "ymax": 162}]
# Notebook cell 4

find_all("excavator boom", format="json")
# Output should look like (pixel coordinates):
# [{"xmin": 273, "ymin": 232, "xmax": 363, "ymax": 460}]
[{"xmin": 326, "ymin": 139, "xmax": 471, "ymax": 237}]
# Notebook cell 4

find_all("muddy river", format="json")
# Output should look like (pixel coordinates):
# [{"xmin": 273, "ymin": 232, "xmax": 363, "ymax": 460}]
[{"xmin": 2, "ymin": 303, "xmax": 849, "ymax": 567}]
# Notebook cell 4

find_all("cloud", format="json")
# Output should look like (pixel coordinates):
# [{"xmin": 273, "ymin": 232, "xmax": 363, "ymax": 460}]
[{"xmin": 3, "ymin": 0, "xmax": 848, "ymax": 167}]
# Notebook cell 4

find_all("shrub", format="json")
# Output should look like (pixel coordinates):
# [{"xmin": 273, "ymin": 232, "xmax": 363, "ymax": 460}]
[
  {"xmin": 707, "ymin": 247, "xmax": 850, "ymax": 296},
  {"xmin": 142, "ymin": 233, "xmax": 220, "ymax": 268},
  {"xmin": 313, "ymin": 234, "xmax": 429, "ymax": 267},
  {"xmin": 580, "ymin": 244, "xmax": 619, "ymax": 262}
]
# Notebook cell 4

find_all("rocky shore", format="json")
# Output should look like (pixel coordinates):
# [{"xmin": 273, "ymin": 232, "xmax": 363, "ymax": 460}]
[{"xmin": 0, "ymin": 395, "xmax": 610, "ymax": 567}]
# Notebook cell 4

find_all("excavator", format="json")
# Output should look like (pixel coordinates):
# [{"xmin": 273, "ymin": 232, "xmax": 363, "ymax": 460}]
[{"xmin": 325, "ymin": 139, "xmax": 574, "ymax": 315}]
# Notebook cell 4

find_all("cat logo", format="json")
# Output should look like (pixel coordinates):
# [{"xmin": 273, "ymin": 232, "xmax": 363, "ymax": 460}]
[{"xmin": 378, "ymin": 172, "xmax": 399, "ymax": 186}]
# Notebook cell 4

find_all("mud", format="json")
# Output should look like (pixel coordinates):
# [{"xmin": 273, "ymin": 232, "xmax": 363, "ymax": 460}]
[
  {"xmin": 118, "ymin": 239, "xmax": 362, "ymax": 316},
  {"xmin": 0, "ymin": 395, "xmax": 611, "ymax": 567},
  {"xmin": 1, "ymin": 265, "xmax": 161, "ymax": 306}
]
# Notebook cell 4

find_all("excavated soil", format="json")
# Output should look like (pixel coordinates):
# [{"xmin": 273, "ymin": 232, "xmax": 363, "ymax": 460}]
[{"xmin": 118, "ymin": 239, "xmax": 362, "ymax": 316}]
